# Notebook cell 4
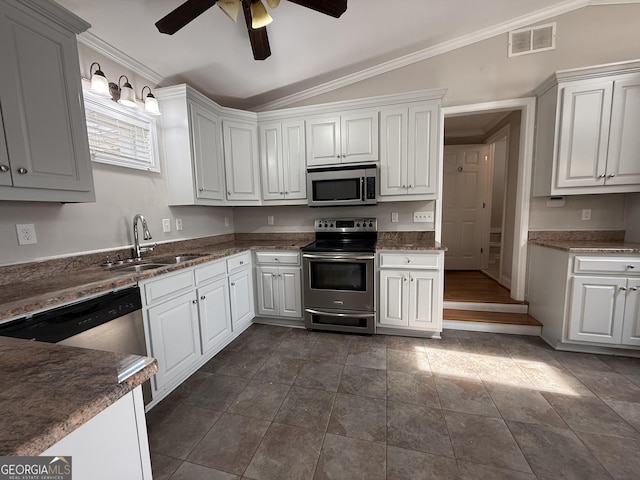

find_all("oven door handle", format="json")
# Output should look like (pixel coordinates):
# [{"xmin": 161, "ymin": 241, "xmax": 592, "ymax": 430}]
[
  {"xmin": 305, "ymin": 308, "xmax": 376, "ymax": 318},
  {"xmin": 302, "ymin": 253, "xmax": 375, "ymax": 260}
]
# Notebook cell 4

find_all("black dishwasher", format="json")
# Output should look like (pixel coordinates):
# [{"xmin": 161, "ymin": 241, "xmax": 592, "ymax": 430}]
[{"xmin": 0, "ymin": 286, "xmax": 152, "ymax": 404}]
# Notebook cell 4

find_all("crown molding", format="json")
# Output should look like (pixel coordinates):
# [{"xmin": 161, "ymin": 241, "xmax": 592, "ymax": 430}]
[
  {"xmin": 78, "ymin": 31, "xmax": 164, "ymax": 86},
  {"xmin": 254, "ymin": 0, "xmax": 590, "ymax": 111},
  {"xmin": 14, "ymin": 0, "xmax": 90, "ymax": 33}
]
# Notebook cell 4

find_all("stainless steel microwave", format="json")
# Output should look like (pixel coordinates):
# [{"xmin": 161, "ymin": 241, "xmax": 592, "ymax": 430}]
[{"xmin": 307, "ymin": 164, "xmax": 377, "ymax": 207}]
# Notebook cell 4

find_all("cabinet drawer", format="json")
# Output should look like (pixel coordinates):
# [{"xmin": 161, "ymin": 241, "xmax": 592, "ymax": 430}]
[
  {"xmin": 379, "ymin": 252, "xmax": 441, "ymax": 269},
  {"xmin": 255, "ymin": 251, "xmax": 300, "ymax": 265},
  {"xmin": 574, "ymin": 256, "xmax": 640, "ymax": 275},
  {"xmin": 144, "ymin": 270, "xmax": 194, "ymax": 305},
  {"xmin": 227, "ymin": 251, "xmax": 251, "ymax": 273},
  {"xmin": 194, "ymin": 259, "xmax": 227, "ymax": 286}
]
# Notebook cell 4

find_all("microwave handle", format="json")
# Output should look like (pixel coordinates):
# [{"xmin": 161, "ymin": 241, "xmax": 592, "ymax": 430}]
[{"xmin": 361, "ymin": 177, "xmax": 365, "ymax": 201}]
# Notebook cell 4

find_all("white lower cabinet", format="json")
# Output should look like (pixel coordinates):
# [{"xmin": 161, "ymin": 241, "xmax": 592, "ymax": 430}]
[
  {"xmin": 254, "ymin": 251, "xmax": 302, "ymax": 322},
  {"xmin": 528, "ymin": 245, "xmax": 640, "ymax": 352},
  {"xmin": 378, "ymin": 251, "xmax": 444, "ymax": 335},
  {"xmin": 141, "ymin": 251, "xmax": 254, "ymax": 406}
]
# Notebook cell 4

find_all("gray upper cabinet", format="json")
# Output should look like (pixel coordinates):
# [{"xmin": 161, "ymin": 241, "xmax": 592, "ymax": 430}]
[
  {"xmin": 0, "ymin": 0, "xmax": 94, "ymax": 202},
  {"xmin": 533, "ymin": 61, "xmax": 640, "ymax": 196},
  {"xmin": 222, "ymin": 119, "xmax": 261, "ymax": 203}
]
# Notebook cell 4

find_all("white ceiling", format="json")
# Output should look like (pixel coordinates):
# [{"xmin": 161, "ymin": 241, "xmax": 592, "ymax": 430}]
[{"xmin": 55, "ymin": 0, "xmax": 616, "ymax": 109}]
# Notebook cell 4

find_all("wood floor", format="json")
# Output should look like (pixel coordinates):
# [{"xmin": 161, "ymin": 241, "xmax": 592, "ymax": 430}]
[{"xmin": 444, "ymin": 270, "xmax": 526, "ymax": 304}]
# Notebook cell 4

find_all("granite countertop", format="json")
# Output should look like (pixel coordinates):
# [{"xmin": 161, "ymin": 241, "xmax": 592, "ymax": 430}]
[
  {"xmin": 527, "ymin": 230, "xmax": 640, "ymax": 254},
  {"xmin": 0, "ymin": 236, "xmax": 312, "ymax": 323},
  {"xmin": 0, "ymin": 336, "xmax": 157, "ymax": 456},
  {"xmin": 376, "ymin": 231, "xmax": 447, "ymax": 251}
]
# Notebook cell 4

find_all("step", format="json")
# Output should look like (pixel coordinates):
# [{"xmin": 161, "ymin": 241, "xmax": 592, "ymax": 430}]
[
  {"xmin": 444, "ymin": 301, "xmax": 529, "ymax": 314},
  {"xmin": 443, "ymin": 308, "xmax": 542, "ymax": 336}
]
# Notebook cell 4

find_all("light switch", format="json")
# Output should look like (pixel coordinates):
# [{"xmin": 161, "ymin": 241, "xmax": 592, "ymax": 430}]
[
  {"xmin": 175, "ymin": 218, "xmax": 183, "ymax": 231},
  {"xmin": 391, "ymin": 212, "xmax": 398, "ymax": 223},
  {"xmin": 162, "ymin": 218, "xmax": 171, "ymax": 232},
  {"xmin": 267, "ymin": 215, "xmax": 274, "ymax": 225}
]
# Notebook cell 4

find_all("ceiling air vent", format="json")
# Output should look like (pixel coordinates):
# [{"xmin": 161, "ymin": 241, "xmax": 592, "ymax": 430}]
[{"xmin": 508, "ymin": 22, "xmax": 556, "ymax": 57}]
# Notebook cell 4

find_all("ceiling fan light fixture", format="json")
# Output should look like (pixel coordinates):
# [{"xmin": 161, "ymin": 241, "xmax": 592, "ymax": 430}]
[
  {"xmin": 218, "ymin": 0, "xmax": 241, "ymax": 23},
  {"xmin": 250, "ymin": 0, "xmax": 272, "ymax": 29},
  {"xmin": 117, "ymin": 75, "xmax": 138, "ymax": 109},
  {"xmin": 266, "ymin": 0, "xmax": 280, "ymax": 8}
]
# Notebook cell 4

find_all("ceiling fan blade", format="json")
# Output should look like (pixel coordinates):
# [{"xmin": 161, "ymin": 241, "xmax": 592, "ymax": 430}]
[
  {"xmin": 156, "ymin": 0, "xmax": 219, "ymax": 35},
  {"xmin": 287, "ymin": 0, "xmax": 347, "ymax": 18},
  {"xmin": 242, "ymin": 1, "xmax": 271, "ymax": 60}
]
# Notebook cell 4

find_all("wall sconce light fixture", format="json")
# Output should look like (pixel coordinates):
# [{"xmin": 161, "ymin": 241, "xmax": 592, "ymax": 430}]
[
  {"xmin": 117, "ymin": 75, "xmax": 138, "ymax": 108},
  {"xmin": 141, "ymin": 86, "xmax": 161, "ymax": 116},
  {"xmin": 89, "ymin": 62, "xmax": 111, "ymax": 97}
]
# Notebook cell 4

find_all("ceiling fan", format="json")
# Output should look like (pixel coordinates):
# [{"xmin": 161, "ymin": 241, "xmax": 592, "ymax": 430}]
[{"xmin": 155, "ymin": 0, "xmax": 348, "ymax": 61}]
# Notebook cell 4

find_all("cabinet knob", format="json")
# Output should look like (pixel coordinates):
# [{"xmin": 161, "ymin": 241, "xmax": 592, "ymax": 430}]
[
  {"xmin": 17, "ymin": 167, "xmax": 28, "ymax": 174},
  {"xmin": 285, "ymin": 191, "xmax": 289, "ymax": 194},
  {"xmin": 272, "ymin": 274, "xmax": 276, "ymax": 277},
  {"xmin": 200, "ymin": 295, "xmax": 206, "ymax": 300},
  {"xmin": 598, "ymin": 174, "xmax": 606, "ymax": 179},
  {"xmin": 406, "ymin": 259, "xmax": 411, "ymax": 264},
  {"xmin": 620, "ymin": 286, "xmax": 628, "ymax": 291},
  {"xmin": 279, "ymin": 191, "xmax": 284, "ymax": 194},
  {"xmin": 608, "ymin": 174, "xmax": 616, "ymax": 178},
  {"xmin": 402, "ymin": 185, "xmax": 406, "ymax": 189},
  {"xmin": 630, "ymin": 287, "xmax": 638, "ymax": 292},
  {"xmin": 240, "ymin": 260, "xmax": 244, "ymax": 265},
  {"xmin": 231, "ymin": 282, "xmax": 236, "ymax": 286},
  {"xmin": 199, "ymin": 187, "xmax": 204, "ymax": 192},
  {"xmin": 228, "ymin": 191, "xmax": 231, "ymax": 195},
  {"xmin": 411, "ymin": 277, "xmax": 414, "ymax": 282},
  {"xmin": 192, "ymin": 300, "xmax": 198, "ymax": 304},
  {"xmin": 0, "ymin": 165, "xmax": 8, "ymax": 173},
  {"xmin": 404, "ymin": 277, "xmax": 408, "ymax": 282},
  {"xmin": 629, "ymin": 265, "xmax": 636, "ymax": 269},
  {"xmin": 342, "ymin": 154, "xmax": 346, "ymax": 158}
]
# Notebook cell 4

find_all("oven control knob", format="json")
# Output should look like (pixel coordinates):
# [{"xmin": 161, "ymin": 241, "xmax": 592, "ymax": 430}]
[
  {"xmin": 356, "ymin": 223, "xmax": 360, "ymax": 227},
  {"xmin": 368, "ymin": 223, "xmax": 373, "ymax": 227},
  {"xmin": 318, "ymin": 223, "xmax": 323, "ymax": 228},
  {"xmin": 330, "ymin": 223, "xmax": 334, "ymax": 227},
  {"xmin": 324, "ymin": 223, "xmax": 328, "ymax": 228}
]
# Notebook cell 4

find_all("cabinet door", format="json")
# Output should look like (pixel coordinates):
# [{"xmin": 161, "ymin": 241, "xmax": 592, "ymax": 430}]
[
  {"xmin": 279, "ymin": 267, "xmax": 302, "ymax": 318},
  {"xmin": 407, "ymin": 104, "xmax": 438, "ymax": 195},
  {"xmin": 0, "ymin": 2, "xmax": 92, "ymax": 193},
  {"xmin": 409, "ymin": 271, "xmax": 440, "ymax": 330},
  {"xmin": 341, "ymin": 110, "xmax": 379, "ymax": 163},
  {"xmin": 223, "ymin": 120, "xmax": 260, "ymax": 201},
  {"xmin": 606, "ymin": 76, "xmax": 640, "ymax": 186},
  {"xmin": 622, "ymin": 279, "xmax": 640, "ymax": 346},
  {"xmin": 568, "ymin": 276, "xmax": 626, "ymax": 344},
  {"xmin": 256, "ymin": 265, "xmax": 279, "ymax": 316},
  {"xmin": 379, "ymin": 270, "xmax": 409, "ymax": 327},
  {"xmin": 281, "ymin": 120, "xmax": 306, "ymax": 200},
  {"xmin": 147, "ymin": 292, "xmax": 200, "ymax": 391},
  {"xmin": 556, "ymin": 81, "xmax": 612, "ymax": 189},
  {"xmin": 259, "ymin": 122, "xmax": 284, "ymax": 201},
  {"xmin": 229, "ymin": 268, "xmax": 255, "ymax": 330},
  {"xmin": 197, "ymin": 277, "xmax": 232, "ymax": 355},
  {"xmin": 380, "ymin": 107, "xmax": 408, "ymax": 196},
  {"xmin": 306, "ymin": 116, "xmax": 341, "ymax": 166},
  {"xmin": 190, "ymin": 102, "xmax": 225, "ymax": 201},
  {"xmin": 0, "ymin": 104, "xmax": 11, "ymax": 186}
]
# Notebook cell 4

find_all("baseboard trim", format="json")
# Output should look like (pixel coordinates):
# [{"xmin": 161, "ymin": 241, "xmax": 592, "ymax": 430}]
[
  {"xmin": 444, "ymin": 301, "xmax": 528, "ymax": 313},
  {"xmin": 443, "ymin": 320, "xmax": 541, "ymax": 336}
]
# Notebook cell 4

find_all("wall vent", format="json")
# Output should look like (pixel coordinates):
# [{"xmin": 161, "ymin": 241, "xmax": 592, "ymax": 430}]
[{"xmin": 508, "ymin": 23, "xmax": 556, "ymax": 57}]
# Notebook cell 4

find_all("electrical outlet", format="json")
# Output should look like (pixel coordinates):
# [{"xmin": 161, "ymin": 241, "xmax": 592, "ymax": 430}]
[
  {"xmin": 267, "ymin": 215, "xmax": 274, "ymax": 225},
  {"xmin": 413, "ymin": 211, "xmax": 433, "ymax": 223},
  {"xmin": 581, "ymin": 209, "xmax": 592, "ymax": 221},
  {"xmin": 162, "ymin": 218, "xmax": 171, "ymax": 233},
  {"xmin": 391, "ymin": 212, "xmax": 398, "ymax": 223},
  {"xmin": 224, "ymin": 217, "xmax": 229, "ymax": 227},
  {"xmin": 175, "ymin": 218, "xmax": 183, "ymax": 231},
  {"xmin": 16, "ymin": 224, "xmax": 37, "ymax": 245}
]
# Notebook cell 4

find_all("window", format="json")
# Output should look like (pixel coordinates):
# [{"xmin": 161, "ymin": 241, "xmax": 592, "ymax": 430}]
[{"xmin": 83, "ymin": 90, "xmax": 160, "ymax": 173}]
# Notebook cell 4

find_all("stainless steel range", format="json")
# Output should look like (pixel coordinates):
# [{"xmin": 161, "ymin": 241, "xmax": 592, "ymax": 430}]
[{"xmin": 302, "ymin": 217, "xmax": 377, "ymax": 334}]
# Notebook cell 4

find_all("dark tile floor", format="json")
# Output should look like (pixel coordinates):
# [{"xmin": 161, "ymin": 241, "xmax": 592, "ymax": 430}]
[{"xmin": 145, "ymin": 324, "xmax": 640, "ymax": 480}]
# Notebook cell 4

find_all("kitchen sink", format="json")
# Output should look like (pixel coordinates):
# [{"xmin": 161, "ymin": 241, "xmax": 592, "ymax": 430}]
[
  {"xmin": 117, "ymin": 263, "xmax": 167, "ymax": 272},
  {"xmin": 153, "ymin": 254, "xmax": 207, "ymax": 264}
]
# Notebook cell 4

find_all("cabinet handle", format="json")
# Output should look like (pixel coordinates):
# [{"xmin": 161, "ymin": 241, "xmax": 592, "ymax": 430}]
[
  {"xmin": 192, "ymin": 300, "xmax": 198, "ymax": 304},
  {"xmin": 0, "ymin": 165, "xmax": 8, "ymax": 173},
  {"xmin": 17, "ymin": 167, "xmax": 28, "ymax": 174},
  {"xmin": 200, "ymin": 295, "xmax": 206, "ymax": 300}
]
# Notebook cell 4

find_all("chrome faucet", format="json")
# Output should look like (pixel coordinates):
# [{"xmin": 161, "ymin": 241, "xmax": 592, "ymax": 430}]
[{"xmin": 132, "ymin": 213, "xmax": 155, "ymax": 260}]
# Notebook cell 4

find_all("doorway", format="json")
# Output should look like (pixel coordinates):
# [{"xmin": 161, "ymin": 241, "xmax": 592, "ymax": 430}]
[{"xmin": 437, "ymin": 98, "xmax": 536, "ymax": 303}]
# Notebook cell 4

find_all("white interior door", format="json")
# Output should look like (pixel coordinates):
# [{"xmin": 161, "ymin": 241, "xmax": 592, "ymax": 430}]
[{"xmin": 442, "ymin": 145, "xmax": 488, "ymax": 270}]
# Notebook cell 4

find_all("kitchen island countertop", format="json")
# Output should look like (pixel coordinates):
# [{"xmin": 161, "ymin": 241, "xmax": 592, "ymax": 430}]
[{"xmin": 0, "ymin": 336, "xmax": 157, "ymax": 456}]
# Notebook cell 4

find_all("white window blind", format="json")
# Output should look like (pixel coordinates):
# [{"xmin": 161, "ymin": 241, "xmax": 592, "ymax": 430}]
[{"xmin": 83, "ymin": 91, "xmax": 160, "ymax": 173}]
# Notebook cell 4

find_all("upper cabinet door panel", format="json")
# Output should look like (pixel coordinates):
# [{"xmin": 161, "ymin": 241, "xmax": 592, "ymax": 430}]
[
  {"xmin": 379, "ymin": 108, "xmax": 407, "ymax": 196},
  {"xmin": 408, "ymin": 104, "xmax": 438, "ymax": 194},
  {"xmin": 259, "ymin": 122, "xmax": 283, "ymax": 201},
  {"xmin": 555, "ymin": 81, "xmax": 612, "ymax": 189},
  {"xmin": 0, "ymin": 104, "xmax": 12, "ymax": 187},
  {"xmin": 223, "ymin": 120, "xmax": 260, "ymax": 201},
  {"xmin": 306, "ymin": 117, "xmax": 341, "ymax": 166},
  {"xmin": 607, "ymin": 76, "xmax": 640, "ymax": 186},
  {"xmin": 341, "ymin": 110, "xmax": 378, "ymax": 163},
  {"xmin": 281, "ymin": 120, "xmax": 306, "ymax": 200},
  {"xmin": 190, "ymin": 102, "xmax": 225, "ymax": 201},
  {"xmin": 0, "ymin": 3, "xmax": 92, "ymax": 192}
]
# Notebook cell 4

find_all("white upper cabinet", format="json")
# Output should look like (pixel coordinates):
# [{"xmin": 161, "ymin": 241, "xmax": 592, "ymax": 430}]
[
  {"xmin": 533, "ymin": 61, "xmax": 640, "ymax": 196},
  {"xmin": 223, "ymin": 119, "xmax": 261, "ymax": 203},
  {"xmin": 306, "ymin": 109, "xmax": 379, "ymax": 166},
  {"xmin": 379, "ymin": 103, "xmax": 439, "ymax": 200},
  {"xmin": 0, "ymin": 0, "xmax": 94, "ymax": 202},
  {"xmin": 156, "ymin": 85, "xmax": 226, "ymax": 206},
  {"xmin": 259, "ymin": 119, "xmax": 306, "ymax": 203}
]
